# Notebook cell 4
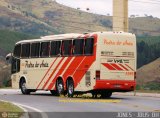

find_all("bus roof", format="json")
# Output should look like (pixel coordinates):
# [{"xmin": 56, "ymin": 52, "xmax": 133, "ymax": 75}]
[
  {"xmin": 16, "ymin": 32, "xmax": 135, "ymax": 45},
  {"xmin": 16, "ymin": 33, "xmax": 82, "ymax": 45}
]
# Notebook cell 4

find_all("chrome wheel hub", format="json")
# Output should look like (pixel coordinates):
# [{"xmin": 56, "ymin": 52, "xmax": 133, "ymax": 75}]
[
  {"xmin": 58, "ymin": 83, "xmax": 63, "ymax": 93},
  {"xmin": 68, "ymin": 84, "xmax": 73, "ymax": 94},
  {"xmin": 22, "ymin": 83, "xmax": 27, "ymax": 92}
]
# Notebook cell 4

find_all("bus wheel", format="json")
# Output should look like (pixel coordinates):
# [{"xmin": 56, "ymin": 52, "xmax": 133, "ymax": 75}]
[
  {"xmin": 20, "ymin": 79, "xmax": 30, "ymax": 95},
  {"xmin": 101, "ymin": 91, "xmax": 112, "ymax": 98},
  {"xmin": 92, "ymin": 93, "xmax": 98, "ymax": 98},
  {"xmin": 67, "ymin": 79, "xmax": 74, "ymax": 97},
  {"xmin": 56, "ymin": 79, "xmax": 64, "ymax": 96}
]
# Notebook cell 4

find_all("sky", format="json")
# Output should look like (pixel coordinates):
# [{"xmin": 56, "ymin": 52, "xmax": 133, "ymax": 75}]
[{"xmin": 56, "ymin": 0, "xmax": 160, "ymax": 18}]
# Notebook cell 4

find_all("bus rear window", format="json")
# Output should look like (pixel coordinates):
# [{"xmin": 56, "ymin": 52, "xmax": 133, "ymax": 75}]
[
  {"xmin": 40, "ymin": 42, "xmax": 50, "ymax": 57},
  {"xmin": 31, "ymin": 43, "xmax": 40, "ymax": 57},
  {"xmin": 13, "ymin": 44, "xmax": 21, "ymax": 58},
  {"xmin": 21, "ymin": 43, "xmax": 30, "ymax": 58},
  {"xmin": 84, "ymin": 38, "xmax": 94, "ymax": 55},
  {"xmin": 50, "ymin": 41, "xmax": 61, "ymax": 56},
  {"xmin": 73, "ymin": 39, "xmax": 84, "ymax": 55}
]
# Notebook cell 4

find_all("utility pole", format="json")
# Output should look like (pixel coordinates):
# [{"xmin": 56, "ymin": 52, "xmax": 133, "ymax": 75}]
[{"xmin": 113, "ymin": 0, "xmax": 128, "ymax": 32}]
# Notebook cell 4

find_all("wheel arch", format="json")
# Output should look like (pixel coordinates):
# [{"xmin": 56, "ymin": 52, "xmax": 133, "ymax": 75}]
[{"xmin": 56, "ymin": 76, "xmax": 64, "ymax": 82}]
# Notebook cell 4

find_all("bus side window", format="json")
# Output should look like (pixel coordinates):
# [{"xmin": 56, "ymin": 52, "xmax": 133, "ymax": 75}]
[
  {"xmin": 73, "ymin": 39, "xmax": 84, "ymax": 55},
  {"xmin": 21, "ymin": 43, "xmax": 30, "ymax": 58},
  {"xmin": 31, "ymin": 43, "xmax": 40, "ymax": 58},
  {"xmin": 84, "ymin": 38, "xmax": 94, "ymax": 55},
  {"xmin": 63, "ymin": 40, "xmax": 72, "ymax": 56},
  {"xmin": 50, "ymin": 41, "xmax": 61, "ymax": 56},
  {"xmin": 40, "ymin": 42, "xmax": 50, "ymax": 57},
  {"xmin": 13, "ymin": 44, "xmax": 21, "ymax": 58}
]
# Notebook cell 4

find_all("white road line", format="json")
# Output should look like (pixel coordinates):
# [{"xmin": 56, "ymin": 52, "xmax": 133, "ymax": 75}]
[
  {"xmin": 12, "ymin": 103, "xmax": 29, "ymax": 118},
  {"xmin": 0, "ymin": 99, "xmax": 48, "ymax": 118}
]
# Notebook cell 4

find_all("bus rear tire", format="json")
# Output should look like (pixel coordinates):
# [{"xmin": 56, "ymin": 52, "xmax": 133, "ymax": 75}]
[
  {"xmin": 56, "ymin": 79, "xmax": 64, "ymax": 96},
  {"xmin": 67, "ymin": 79, "xmax": 74, "ymax": 97},
  {"xmin": 20, "ymin": 79, "xmax": 30, "ymax": 95},
  {"xmin": 101, "ymin": 91, "xmax": 112, "ymax": 98}
]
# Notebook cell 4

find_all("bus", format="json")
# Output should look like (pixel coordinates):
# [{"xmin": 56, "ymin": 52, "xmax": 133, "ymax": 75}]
[{"xmin": 7, "ymin": 31, "xmax": 137, "ymax": 98}]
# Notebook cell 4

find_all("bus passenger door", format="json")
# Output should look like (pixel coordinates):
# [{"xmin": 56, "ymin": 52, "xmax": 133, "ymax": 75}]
[{"xmin": 11, "ymin": 57, "xmax": 20, "ymax": 74}]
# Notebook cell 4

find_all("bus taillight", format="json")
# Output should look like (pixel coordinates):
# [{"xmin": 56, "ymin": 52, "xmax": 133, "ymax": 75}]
[
  {"xmin": 134, "ymin": 72, "xmax": 136, "ymax": 80},
  {"xmin": 96, "ymin": 70, "xmax": 100, "ymax": 80}
]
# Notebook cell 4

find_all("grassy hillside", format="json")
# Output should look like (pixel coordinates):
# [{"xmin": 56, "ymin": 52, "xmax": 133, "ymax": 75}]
[
  {"xmin": 0, "ymin": 29, "xmax": 38, "ymax": 53},
  {"xmin": 0, "ymin": 30, "xmax": 37, "ymax": 84},
  {"xmin": 129, "ymin": 17, "xmax": 160, "ymax": 36},
  {"xmin": 137, "ymin": 58, "xmax": 160, "ymax": 90},
  {"xmin": 0, "ymin": 0, "xmax": 60, "ymax": 35},
  {"xmin": 137, "ymin": 36, "xmax": 160, "ymax": 45},
  {"xmin": 137, "ymin": 36, "xmax": 160, "ymax": 68},
  {"xmin": 0, "ymin": 0, "xmax": 160, "ymax": 36}
]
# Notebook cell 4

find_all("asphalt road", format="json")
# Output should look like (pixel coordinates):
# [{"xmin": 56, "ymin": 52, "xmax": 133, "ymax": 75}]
[{"xmin": 0, "ymin": 89, "xmax": 160, "ymax": 118}]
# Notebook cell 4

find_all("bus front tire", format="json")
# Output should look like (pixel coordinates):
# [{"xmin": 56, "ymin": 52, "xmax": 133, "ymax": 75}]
[
  {"xmin": 67, "ymin": 79, "xmax": 74, "ymax": 97},
  {"xmin": 20, "ymin": 79, "xmax": 30, "ymax": 95}
]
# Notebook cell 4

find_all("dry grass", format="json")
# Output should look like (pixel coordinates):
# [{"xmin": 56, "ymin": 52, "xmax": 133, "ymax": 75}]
[
  {"xmin": 0, "ymin": 101, "xmax": 23, "ymax": 112},
  {"xmin": 0, "ymin": 101, "xmax": 24, "ymax": 118},
  {"xmin": 137, "ymin": 58, "xmax": 160, "ymax": 84}
]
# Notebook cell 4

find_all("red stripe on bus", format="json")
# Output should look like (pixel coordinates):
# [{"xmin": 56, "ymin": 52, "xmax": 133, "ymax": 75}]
[
  {"xmin": 36, "ymin": 58, "xmax": 58, "ymax": 89},
  {"xmin": 125, "ymin": 64, "xmax": 134, "ymax": 71},
  {"xmin": 73, "ymin": 55, "xmax": 96, "ymax": 88},
  {"xmin": 42, "ymin": 57, "xmax": 65, "ymax": 89},
  {"xmin": 119, "ymin": 64, "xmax": 129, "ymax": 71},
  {"xmin": 61, "ymin": 57, "xmax": 85, "ymax": 85},
  {"xmin": 47, "ymin": 57, "xmax": 73, "ymax": 90},
  {"xmin": 110, "ymin": 63, "xmax": 123, "ymax": 71},
  {"xmin": 102, "ymin": 63, "xmax": 116, "ymax": 70},
  {"xmin": 47, "ymin": 57, "xmax": 85, "ymax": 90}
]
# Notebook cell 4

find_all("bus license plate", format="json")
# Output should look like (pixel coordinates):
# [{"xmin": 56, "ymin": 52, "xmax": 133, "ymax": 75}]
[{"xmin": 114, "ymin": 84, "xmax": 121, "ymax": 88}]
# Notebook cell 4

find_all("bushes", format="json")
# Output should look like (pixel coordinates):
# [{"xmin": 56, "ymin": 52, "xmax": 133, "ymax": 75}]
[
  {"xmin": 137, "ymin": 36, "xmax": 160, "ymax": 68},
  {"xmin": 136, "ymin": 82, "xmax": 160, "ymax": 90},
  {"xmin": 0, "ymin": 65, "xmax": 11, "ymax": 87},
  {"xmin": 0, "ymin": 29, "xmax": 37, "ymax": 52},
  {"xmin": 144, "ymin": 82, "xmax": 160, "ymax": 90},
  {"xmin": 100, "ymin": 19, "xmax": 112, "ymax": 28}
]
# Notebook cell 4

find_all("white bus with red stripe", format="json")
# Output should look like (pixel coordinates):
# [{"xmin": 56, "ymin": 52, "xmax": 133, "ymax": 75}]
[{"xmin": 9, "ymin": 31, "xmax": 136, "ymax": 98}]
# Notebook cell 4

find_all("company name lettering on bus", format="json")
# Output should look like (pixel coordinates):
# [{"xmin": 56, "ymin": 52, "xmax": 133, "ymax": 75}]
[
  {"xmin": 104, "ymin": 39, "xmax": 133, "ymax": 46},
  {"xmin": 114, "ymin": 59, "xmax": 123, "ymax": 63},
  {"xmin": 101, "ymin": 51, "xmax": 114, "ymax": 56},
  {"xmin": 25, "ymin": 60, "xmax": 49, "ymax": 68},
  {"xmin": 107, "ymin": 59, "xmax": 129, "ymax": 64}
]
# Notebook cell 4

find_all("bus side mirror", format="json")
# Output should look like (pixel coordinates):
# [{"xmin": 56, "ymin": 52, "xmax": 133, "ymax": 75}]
[{"xmin": 6, "ymin": 53, "xmax": 13, "ymax": 62}]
